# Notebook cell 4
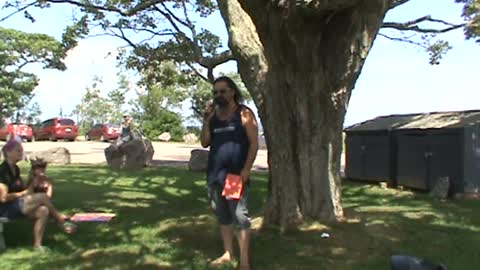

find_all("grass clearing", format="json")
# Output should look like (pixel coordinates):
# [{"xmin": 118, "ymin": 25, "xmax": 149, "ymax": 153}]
[{"xmin": 0, "ymin": 164, "xmax": 478, "ymax": 269}]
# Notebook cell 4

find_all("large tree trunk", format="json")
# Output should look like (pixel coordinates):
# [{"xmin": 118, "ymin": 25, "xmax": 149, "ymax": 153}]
[{"xmin": 218, "ymin": 0, "xmax": 389, "ymax": 229}]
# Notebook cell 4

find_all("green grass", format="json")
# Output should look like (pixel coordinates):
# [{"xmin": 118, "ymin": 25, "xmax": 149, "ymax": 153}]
[{"xmin": 1, "ymin": 164, "xmax": 479, "ymax": 270}]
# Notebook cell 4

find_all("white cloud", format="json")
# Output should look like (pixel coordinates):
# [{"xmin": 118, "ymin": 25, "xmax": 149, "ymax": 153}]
[
  {"xmin": 64, "ymin": 39, "xmax": 119, "ymax": 67},
  {"xmin": 32, "ymin": 39, "xmax": 122, "ymax": 120}
]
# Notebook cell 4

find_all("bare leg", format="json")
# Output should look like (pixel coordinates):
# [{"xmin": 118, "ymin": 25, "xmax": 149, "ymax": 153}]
[
  {"xmin": 30, "ymin": 206, "xmax": 49, "ymax": 247},
  {"xmin": 22, "ymin": 193, "xmax": 65, "ymax": 223},
  {"xmin": 237, "ymin": 229, "xmax": 251, "ymax": 270},
  {"xmin": 211, "ymin": 225, "xmax": 235, "ymax": 265}
]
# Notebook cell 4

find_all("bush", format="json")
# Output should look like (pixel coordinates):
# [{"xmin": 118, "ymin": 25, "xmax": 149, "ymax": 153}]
[
  {"xmin": 185, "ymin": 125, "xmax": 201, "ymax": 136},
  {"xmin": 141, "ymin": 110, "xmax": 185, "ymax": 141}
]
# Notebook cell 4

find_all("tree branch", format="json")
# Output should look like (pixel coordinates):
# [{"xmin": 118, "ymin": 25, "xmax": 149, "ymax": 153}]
[
  {"xmin": 152, "ymin": 5, "xmax": 198, "ymax": 54},
  {"xmin": 17, "ymin": 59, "xmax": 37, "ymax": 70},
  {"xmin": 153, "ymin": 4, "xmax": 233, "ymax": 71},
  {"xmin": 217, "ymin": 0, "xmax": 268, "ymax": 99},
  {"xmin": 198, "ymin": 50, "xmax": 235, "ymax": 71},
  {"xmin": 158, "ymin": 3, "xmax": 202, "ymax": 58},
  {"xmin": 116, "ymin": 27, "xmax": 137, "ymax": 49},
  {"xmin": 159, "ymin": 2, "xmax": 191, "ymax": 30},
  {"xmin": 388, "ymin": 0, "xmax": 411, "ymax": 10},
  {"xmin": 47, "ymin": 0, "xmax": 167, "ymax": 16},
  {"xmin": 292, "ymin": 0, "xmax": 362, "ymax": 11},
  {"xmin": 382, "ymin": 15, "xmax": 466, "ymax": 33},
  {"xmin": 185, "ymin": 62, "xmax": 210, "ymax": 82},
  {"xmin": 0, "ymin": 1, "xmax": 37, "ymax": 22},
  {"xmin": 180, "ymin": 1, "xmax": 200, "ymax": 52},
  {"xmin": 107, "ymin": 23, "xmax": 175, "ymax": 41},
  {"xmin": 378, "ymin": 32, "xmax": 427, "ymax": 48},
  {"xmin": 207, "ymin": 67, "xmax": 214, "ymax": 82}
]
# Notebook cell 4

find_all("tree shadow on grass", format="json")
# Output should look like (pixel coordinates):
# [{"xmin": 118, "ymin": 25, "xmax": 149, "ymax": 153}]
[
  {"xmin": 3, "ymin": 165, "xmax": 267, "ymax": 269},
  {"xmin": 3, "ymin": 165, "xmax": 479, "ymax": 269}
]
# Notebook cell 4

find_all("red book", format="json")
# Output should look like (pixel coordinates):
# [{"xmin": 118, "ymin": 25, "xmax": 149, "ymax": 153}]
[{"xmin": 222, "ymin": 174, "xmax": 244, "ymax": 200}]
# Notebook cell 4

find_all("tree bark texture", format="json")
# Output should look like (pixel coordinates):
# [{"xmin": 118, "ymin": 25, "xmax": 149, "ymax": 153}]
[{"xmin": 218, "ymin": 0, "xmax": 389, "ymax": 229}]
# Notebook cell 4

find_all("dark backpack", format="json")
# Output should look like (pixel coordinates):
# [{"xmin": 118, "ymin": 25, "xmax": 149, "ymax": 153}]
[{"xmin": 391, "ymin": 255, "xmax": 447, "ymax": 270}]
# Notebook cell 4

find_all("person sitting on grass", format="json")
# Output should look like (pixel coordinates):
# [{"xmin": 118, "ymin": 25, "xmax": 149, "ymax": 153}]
[
  {"xmin": 27, "ymin": 158, "xmax": 53, "ymax": 198},
  {"xmin": 0, "ymin": 138, "xmax": 77, "ymax": 252}
]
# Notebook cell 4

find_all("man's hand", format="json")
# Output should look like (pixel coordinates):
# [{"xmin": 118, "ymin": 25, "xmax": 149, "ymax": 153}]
[
  {"xmin": 200, "ymin": 100, "xmax": 215, "ymax": 148},
  {"xmin": 203, "ymin": 100, "xmax": 215, "ymax": 120},
  {"xmin": 240, "ymin": 168, "xmax": 250, "ymax": 184}
]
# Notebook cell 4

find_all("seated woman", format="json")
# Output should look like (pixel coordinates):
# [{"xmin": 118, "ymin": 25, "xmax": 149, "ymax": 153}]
[
  {"xmin": 115, "ymin": 114, "xmax": 134, "ymax": 148},
  {"xmin": 0, "ymin": 138, "xmax": 76, "ymax": 251},
  {"xmin": 27, "ymin": 158, "xmax": 53, "ymax": 198}
]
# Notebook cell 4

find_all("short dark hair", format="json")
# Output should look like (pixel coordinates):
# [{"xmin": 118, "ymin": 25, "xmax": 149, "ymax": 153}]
[
  {"xmin": 213, "ymin": 76, "xmax": 244, "ymax": 104},
  {"xmin": 28, "ymin": 158, "xmax": 48, "ymax": 185},
  {"xmin": 31, "ymin": 158, "xmax": 47, "ymax": 169}
]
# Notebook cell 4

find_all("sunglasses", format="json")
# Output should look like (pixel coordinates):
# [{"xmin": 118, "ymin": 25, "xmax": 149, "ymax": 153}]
[{"xmin": 213, "ymin": 88, "xmax": 229, "ymax": 95}]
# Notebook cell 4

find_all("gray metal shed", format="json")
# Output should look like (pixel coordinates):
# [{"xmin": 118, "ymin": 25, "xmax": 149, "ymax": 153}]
[{"xmin": 344, "ymin": 110, "xmax": 480, "ymax": 194}]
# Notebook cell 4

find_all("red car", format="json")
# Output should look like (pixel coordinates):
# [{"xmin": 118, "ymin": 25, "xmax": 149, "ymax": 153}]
[
  {"xmin": 0, "ymin": 122, "xmax": 34, "ymax": 142},
  {"xmin": 35, "ymin": 118, "xmax": 79, "ymax": 141},
  {"xmin": 85, "ymin": 123, "xmax": 121, "ymax": 142}
]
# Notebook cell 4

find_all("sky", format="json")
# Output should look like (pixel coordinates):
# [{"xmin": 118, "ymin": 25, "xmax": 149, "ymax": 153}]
[{"xmin": 0, "ymin": 0, "xmax": 479, "ymax": 128}]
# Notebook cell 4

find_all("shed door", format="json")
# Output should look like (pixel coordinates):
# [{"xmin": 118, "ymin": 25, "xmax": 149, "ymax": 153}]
[
  {"xmin": 345, "ymin": 135, "xmax": 364, "ymax": 179},
  {"xmin": 397, "ymin": 135, "xmax": 428, "ymax": 190},
  {"xmin": 428, "ymin": 134, "xmax": 462, "ymax": 192},
  {"xmin": 363, "ymin": 136, "xmax": 390, "ymax": 181}
]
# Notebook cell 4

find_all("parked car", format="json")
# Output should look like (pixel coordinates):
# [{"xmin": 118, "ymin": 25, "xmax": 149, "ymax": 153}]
[
  {"xmin": 85, "ymin": 123, "xmax": 121, "ymax": 142},
  {"xmin": 29, "ymin": 123, "xmax": 41, "ymax": 140},
  {"xmin": 0, "ymin": 122, "xmax": 33, "ymax": 142},
  {"xmin": 35, "ymin": 118, "xmax": 79, "ymax": 141}
]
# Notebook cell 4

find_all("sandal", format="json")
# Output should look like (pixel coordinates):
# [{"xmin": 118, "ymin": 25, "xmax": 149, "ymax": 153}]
[{"xmin": 60, "ymin": 221, "xmax": 77, "ymax": 234}]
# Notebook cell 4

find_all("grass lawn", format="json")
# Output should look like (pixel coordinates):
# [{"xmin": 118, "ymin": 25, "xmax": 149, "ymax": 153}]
[{"xmin": 1, "ymin": 164, "xmax": 479, "ymax": 270}]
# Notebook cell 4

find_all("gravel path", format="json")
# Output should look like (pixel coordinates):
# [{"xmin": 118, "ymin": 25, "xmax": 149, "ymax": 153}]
[{"xmin": 0, "ymin": 140, "xmax": 269, "ymax": 170}]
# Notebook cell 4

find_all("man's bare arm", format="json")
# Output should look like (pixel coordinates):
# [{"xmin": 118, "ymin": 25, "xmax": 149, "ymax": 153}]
[
  {"xmin": 200, "ymin": 115, "xmax": 213, "ymax": 148},
  {"xmin": 241, "ymin": 107, "xmax": 259, "ymax": 174},
  {"xmin": 200, "ymin": 103, "xmax": 215, "ymax": 148}
]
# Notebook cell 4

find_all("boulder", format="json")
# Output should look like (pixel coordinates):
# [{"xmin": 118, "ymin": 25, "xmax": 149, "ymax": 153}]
[
  {"xmin": 104, "ymin": 144, "xmax": 124, "ymax": 170},
  {"xmin": 188, "ymin": 149, "xmax": 209, "ymax": 172},
  {"xmin": 105, "ymin": 137, "xmax": 155, "ymax": 170},
  {"xmin": 158, "ymin": 132, "xmax": 171, "ymax": 142},
  {"xmin": 29, "ymin": 147, "xmax": 71, "ymax": 165},
  {"xmin": 183, "ymin": 133, "xmax": 198, "ymax": 144}
]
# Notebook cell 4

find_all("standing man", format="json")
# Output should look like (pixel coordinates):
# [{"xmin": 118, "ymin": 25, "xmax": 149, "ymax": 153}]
[{"xmin": 200, "ymin": 76, "xmax": 259, "ymax": 270}]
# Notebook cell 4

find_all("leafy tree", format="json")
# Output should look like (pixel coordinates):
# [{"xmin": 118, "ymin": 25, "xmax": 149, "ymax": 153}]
[
  {"xmin": 5, "ymin": 0, "xmax": 479, "ymax": 229},
  {"xmin": 0, "ymin": 26, "xmax": 67, "ymax": 120},
  {"xmin": 129, "ymin": 61, "xmax": 189, "ymax": 141},
  {"xmin": 14, "ymin": 98, "xmax": 42, "ymax": 125},
  {"xmin": 107, "ymin": 72, "xmax": 130, "ymax": 124},
  {"xmin": 72, "ymin": 77, "xmax": 113, "ymax": 133},
  {"xmin": 73, "ymin": 74, "xmax": 131, "ymax": 133}
]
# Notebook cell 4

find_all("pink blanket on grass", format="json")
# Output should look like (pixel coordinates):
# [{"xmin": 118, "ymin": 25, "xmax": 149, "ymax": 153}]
[{"xmin": 70, "ymin": 213, "xmax": 116, "ymax": 222}]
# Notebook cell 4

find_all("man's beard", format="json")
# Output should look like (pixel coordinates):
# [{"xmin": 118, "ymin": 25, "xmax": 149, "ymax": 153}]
[{"xmin": 214, "ymin": 96, "xmax": 229, "ymax": 108}]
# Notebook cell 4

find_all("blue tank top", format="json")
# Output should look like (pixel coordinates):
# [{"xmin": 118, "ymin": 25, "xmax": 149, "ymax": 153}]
[{"xmin": 207, "ymin": 105, "xmax": 250, "ymax": 185}]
